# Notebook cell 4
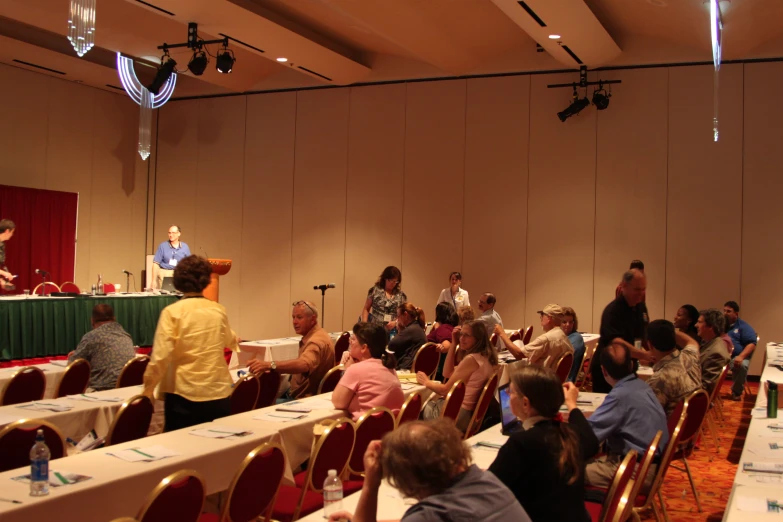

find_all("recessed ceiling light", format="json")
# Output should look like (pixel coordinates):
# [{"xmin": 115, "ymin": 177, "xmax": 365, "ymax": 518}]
[
  {"xmin": 548, "ymin": 34, "xmax": 561, "ymax": 39},
  {"xmin": 276, "ymin": 57, "xmax": 288, "ymax": 62}
]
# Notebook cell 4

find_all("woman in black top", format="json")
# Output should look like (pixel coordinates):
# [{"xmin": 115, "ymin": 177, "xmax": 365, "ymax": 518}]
[
  {"xmin": 388, "ymin": 303, "xmax": 427, "ymax": 370},
  {"xmin": 488, "ymin": 366, "xmax": 599, "ymax": 522}
]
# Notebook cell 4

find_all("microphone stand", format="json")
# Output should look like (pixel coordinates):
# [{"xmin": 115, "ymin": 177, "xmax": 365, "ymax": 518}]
[
  {"xmin": 314, "ymin": 285, "xmax": 334, "ymax": 328},
  {"xmin": 125, "ymin": 272, "xmax": 130, "ymax": 294},
  {"xmin": 39, "ymin": 271, "xmax": 48, "ymax": 296}
]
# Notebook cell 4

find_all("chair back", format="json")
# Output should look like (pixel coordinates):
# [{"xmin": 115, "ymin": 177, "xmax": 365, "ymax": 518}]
[
  {"xmin": 56, "ymin": 358, "xmax": 91, "ymax": 397},
  {"xmin": 666, "ymin": 399, "xmax": 684, "ymax": 438},
  {"xmin": 117, "ymin": 356, "xmax": 150, "ymax": 388},
  {"xmin": 397, "ymin": 391, "xmax": 423, "ymax": 427},
  {"xmin": 509, "ymin": 329, "xmax": 522, "ymax": 342},
  {"xmin": 32, "ymin": 282, "xmax": 61, "ymax": 295},
  {"xmin": 1, "ymin": 366, "xmax": 46, "ymax": 405},
  {"xmin": 348, "ymin": 407, "xmax": 396, "ymax": 476},
  {"xmin": 440, "ymin": 380, "xmax": 466, "ymax": 422},
  {"xmin": 231, "ymin": 374, "xmax": 260, "ymax": 415},
  {"xmin": 107, "ymin": 395, "xmax": 154, "ymax": 446},
  {"xmin": 0, "ymin": 420, "xmax": 66, "ymax": 472},
  {"xmin": 709, "ymin": 364, "xmax": 729, "ymax": 400},
  {"xmin": 611, "ymin": 481, "xmax": 634, "ymax": 522},
  {"xmin": 464, "ymin": 372, "xmax": 499, "ymax": 439},
  {"xmin": 318, "ymin": 365, "xmax": 345, "ymax": 395},
  {"xmin": 333, "ymin": 332, "xmax": 350, "ymax": 366},
  {"xmin": 598, "ymin": 450, "xmax": 638, "ymax": 522},
  {"xmin": 59, "ymin": 282, "xmax": 80, "ymax": 293},
  {"xmin": 621, "ymin": 431, "xmax": 662, "ymax": 520},
  {"xmin": 222, "ymin": 442, "xmax": 286, "ymax": 522},
  {"xmin": 256, "ymin": 370, "xmax": 281, "ymax": 409},
  {"xmin": 522, "ymin": 325, "xmax": 534, "ymax": 344},
  {"xmin": 137, "ymin": 469, "xmax": 206, "ymax": 522},
  {"xmin": 555, "ymin": 352, "xmax": 574, "ymax": 382},
  {"xmin": 636, "ymin": 408, "xmax": 687, "ymax": 512},
  {"xmin": 678, "ymin": 389, "xmax": 710, "ymax": 446},
  {"xmin": 489, "ymin": 333, "xmax": 498, "ymax": 346},
  {"xmin": 304, "ymin": 417, "xmax": 356, "ymax": 491},
  {"xmin": 411, "ymin": 342, "xmax": 439, "ymax": 377}
]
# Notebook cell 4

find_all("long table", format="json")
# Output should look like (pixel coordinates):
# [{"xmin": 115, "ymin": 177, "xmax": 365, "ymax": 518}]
[
  {"xmin": 0, "ymin": 294, "xmax": 178, "ymax": 360},
  {"xmin": 722, "ymin": 343, "xmax": 783, "ymax": 521},
  {"xmin": 230, "ymin": 332, "xmax": 344, "ymax": 369}
]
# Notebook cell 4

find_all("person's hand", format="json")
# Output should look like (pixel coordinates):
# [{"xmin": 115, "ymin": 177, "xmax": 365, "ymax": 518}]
[
  {"xmin": 436, "ymin": 343, "xmax": 448, "ymax": 353},
  {"xmin": 247, "ymin": 359, "xmax": 269, "ymax": 375},
  {"xmin": 0, "ymin": 270, "xmax": 11, "ymax": 280},
  {"xmin": 385, "ymin": 320, "xmax": 397, "ymax": 331},
  {"xmin": 562, "ymin": 382, "xmax": 579, "ymax": 411},
  {"xmin": 416, "ymin": 371, "xmax": 431, "ymax": 386},
  {"xmin": 451, "ymin": 325, "xmax": 462, "ymax": 343},
  {"xmin": 67, "ymin": 351, "xmax": 74, "ymax": 359},
  {"xmin": 493, "ymin": 324, "xmax": 505, "ymax": 337},
  {"xmin": 733, "ymin": 355, "xmax": 745, "ymax": 368},
  {"xmin": 327, "ymin": 511, "xmax": 353, "ymax": 522},
  {"xmin": 363, "ymin": 440, "xmax": 383, "ymax": 489}
]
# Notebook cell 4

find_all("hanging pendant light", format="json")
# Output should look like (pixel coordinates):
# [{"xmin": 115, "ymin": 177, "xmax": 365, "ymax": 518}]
[{"xmin": 67, "ymin": 0, "xmax": 96, "ymax": 57}]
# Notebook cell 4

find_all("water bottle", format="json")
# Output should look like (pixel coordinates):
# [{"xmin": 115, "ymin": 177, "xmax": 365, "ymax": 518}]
[
  {"xmin": 97, "ymin": 274, "xmax": 104, "ymax": 296},
  {"xmin": 768, "ymin": 381, "xmax": 778, "ymax": 419},
  {"xmin": 323, "ymin": 469, "xmax": 343, "ymax": 517},
  {"xmin": 30, "ymin": 429, "xmax": 50, "ymax": 497}
]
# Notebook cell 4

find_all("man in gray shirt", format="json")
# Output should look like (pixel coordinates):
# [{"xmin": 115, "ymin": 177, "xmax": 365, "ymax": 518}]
[{"xmin": 68, "ymin": 304, "xmax": 136, "ymax": 391}]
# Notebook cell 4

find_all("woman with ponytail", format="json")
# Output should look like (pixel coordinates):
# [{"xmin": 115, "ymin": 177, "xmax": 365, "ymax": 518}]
[
  {"xmin": 332, "ymin": 322, "xmax": 404, "ymax": 420},
  {"xmin": 488, "ymin": 366, "xmax": 599, "ymax": 522},
  {"xmin": 388, "ymin": 303, "xmax": 428, "ymax": 370}
]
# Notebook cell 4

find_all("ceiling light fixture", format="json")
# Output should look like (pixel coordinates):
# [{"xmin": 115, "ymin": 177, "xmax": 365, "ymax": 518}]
[
  {"xmin": 216, "ymin": 45, "xmax": 235, "ymax": 73},
  {"xmin": 67, "ymin": 0, "xmax": 96, "ymax": 57},
  {"xmin": 592, "ymin": 84, "xmax": 611, "ymax": 110},
  {"xmin": 548, "ymin": 34, "xmax": 560, "ymax": 39},
  {"xmin": 188, "ymin": 49, "xmax": 208, "ymax": 76},
  {"xmin": 710, "ymin": 0, "xmax": 722, "ymax": 142},
  {"xmin": 276, "ymin": 57, "xmax": 288, "ymax": 62},
  {"xmin": 558, "ymin": 88, "xmax": 590, "ymax": 122}
]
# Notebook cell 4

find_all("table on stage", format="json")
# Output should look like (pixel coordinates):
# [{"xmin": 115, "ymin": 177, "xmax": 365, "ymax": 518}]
[{"xmin": 0, "ymin": 294, "xmax": 178, "ymax": 360}]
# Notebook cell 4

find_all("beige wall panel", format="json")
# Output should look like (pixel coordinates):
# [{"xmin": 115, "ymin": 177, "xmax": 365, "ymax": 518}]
[
  {"xmin": 344, "ymin": 84, "xmax": 406, "ymax": 328},
  {"xmin": 402, "ymin": 80, "xmax": 466, "ymax": 312},
  {"xmin": 665, "ymin": 65, "xmax": 743, "ymax": 320},
  {"xmin": 463, "ymin": 76, "xmax": 529, "ymax": 329},
  {"xmin": 526, "ymin": 74, "xmax": 597, "ymax": 330},
  {"xmin": 593, "ymin": 69, "xmax": 668, "ymax": 327},
  {"xmin": 742, "ymin": 61, "xmax": 783, "ymax": 376},
  {"xmin": 290, "ymin": 89, "xmax": 350, "ymax": 334},
  {"xmin": 240, "ymin": 92, "xmax": 297, "ymax": 339}
]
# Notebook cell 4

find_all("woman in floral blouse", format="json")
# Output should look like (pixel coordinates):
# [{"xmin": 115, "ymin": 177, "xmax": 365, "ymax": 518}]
[{"xmin": 361, "ymin": 266, "xmax": 407, "ymax": 330}]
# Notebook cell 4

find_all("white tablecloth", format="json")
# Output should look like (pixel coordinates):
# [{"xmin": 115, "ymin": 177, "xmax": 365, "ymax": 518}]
[
  {"xmin": 229, "ymin": 332, "xmax": 343, "ymax": 369},
  {"xmin": 0, "ymin": 363, "xmax": 68, "ymax": 400}
]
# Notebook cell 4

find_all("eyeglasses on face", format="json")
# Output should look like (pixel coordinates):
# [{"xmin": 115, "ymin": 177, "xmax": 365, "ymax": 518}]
[{"xmin": 292, "ymin": 301, "xmax": 316, "ymax": 315}]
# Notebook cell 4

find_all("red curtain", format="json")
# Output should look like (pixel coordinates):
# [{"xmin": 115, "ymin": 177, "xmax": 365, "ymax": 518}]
[{"xmin": 0, "ymin": 185, "xmax": 78, "ymax": 293}]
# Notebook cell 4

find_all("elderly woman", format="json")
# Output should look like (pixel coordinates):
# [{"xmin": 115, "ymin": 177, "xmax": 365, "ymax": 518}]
[
  {"xmin": 388, "ymin": 303, "xmax": 427, "ymax": 370},
  {"xmin": 674, "ymin": 304, "xmax": 700, "ymax": 343},
  {"xmin": 437, "ymin": 271, "xmax": 470, "ymax": 311},
  {"xmin": 332, "ymin": 322, "xmax": 404, "ymax": 419},
  {"xmin": 361, "ymin": 266, "xmax": 407, "ymax": 330},
  {"xmin": 561, "ymin": 306, "xmax": 585, "ymax": 383},
  {"xmin": 418, "ymin": 320, "xmax": 497, "ymax": 432},
  {"xmin": 489, "ymin": 366, "xmax": 598, "ymax": 522},
  {"xmin": 142, "ymin": 255, "xmax": 239, "ymax": 431}
]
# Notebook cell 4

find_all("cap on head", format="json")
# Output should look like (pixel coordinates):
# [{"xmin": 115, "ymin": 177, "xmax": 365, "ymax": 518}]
[{"xmin": 537, "ymin": 303, "xmax": 564, "ymax": 318}]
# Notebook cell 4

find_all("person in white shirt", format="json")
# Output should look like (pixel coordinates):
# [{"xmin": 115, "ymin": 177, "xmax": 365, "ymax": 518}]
[{"xmin": 437, "ymin": 272, "xmax": 470, "ymax": 311}]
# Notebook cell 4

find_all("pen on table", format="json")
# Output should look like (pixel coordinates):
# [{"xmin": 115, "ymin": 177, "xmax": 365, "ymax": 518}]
[
  {"xmin": 54, "ymin": 471, "xmax": 69, "ymax": 485},
  {"xmin": 130, "ymin": 448, "xmax": 155, "ymax": 459},
  {"xmin": 0, "ymin": 498, "xmax": 22, "ymax": 504}
]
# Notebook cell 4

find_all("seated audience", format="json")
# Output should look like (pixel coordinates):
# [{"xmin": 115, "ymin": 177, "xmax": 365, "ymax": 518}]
[
  {"xmin": 489, "ymin": 367, "xmax": 599, "ymax": 522},
  {"xmin": 645, "ymin": 320, "xmax": 701, "ymax": 415},
  {"xmin": 586, "ymin": 341, "xmax": 668, "ymax": 490},
  {"xmin": 437, "ymin": 271, "xmax": 470, "ymax": 310},
  {"xmin": 723, "ymin": 300, "xmax": 757, "ymax": 401},
  {"xmin": 477, "ymin": 293, "xmax": 503, "ymax": 344},
  {"xmin": 388, "ymin": 303, "xmax": 427, "ymax": 370},
  {"xmin": 332, "ymin": 322, "xmax": 404, "ymax": 419},
  {"xmin": 143, "ymin": 255, "xmax": 239, "ymax": 431},
  {"xmin": 362, "ymin": 266, "xmax": 406, "ymax": 330},
  {"xmin": 673, "ymin": 304, "xmax": 701, "ymax": 342},
  {"xmin": 328, "ymin": 419, "xmax": 531, "ymax": 522},
  {"xmin": 249, "ymin": 300, "xmax": 334, "ymax": 400},
  {"xmin": 418, "ymin": 320, "xmax": 497, "ymax": 432},
  {"xmin": 428, "ymin": 301, "xmax": 457, "ymax": 381},
  {"xmin": 696, "ymin": 308, "xmax": 730, "ymax": 393},
  {"xmin": 561, "ymin": 306, "xmax": 585, "ymax": 383},
  {"xmin": 68, "ymin": 304, "xmax": 136, "ymax": 391},
  {"xmin": 496, "ymin": 304, "xmax": 573, "ymax": 369}
]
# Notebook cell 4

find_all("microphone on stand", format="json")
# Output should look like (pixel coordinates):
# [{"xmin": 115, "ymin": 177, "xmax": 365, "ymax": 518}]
[
  {"xmin": 313, "ymin": 284, "xmax": 336, "ymax": 327},
  {"xmin": 35, "ymin": 269, "xmax": 49, "ymax": 276},
  {"xmin": 122, "ymin": 270, "xmax": 132, "ymax": 275},
  {"xmin": 313, "ymin": 283, "xmax": 336, "ymax": 290},
  {"xmin": 122, "ymin": 270, "xmax": 132, "ymax": 293}
]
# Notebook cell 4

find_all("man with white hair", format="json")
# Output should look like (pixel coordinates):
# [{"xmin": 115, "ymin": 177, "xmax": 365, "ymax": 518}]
[
  {"xmin": 249, "ymin": 300, "xmax": 334, "ymax": 399},
  {"xmin": 496, "ymin": 303, "xmax": 573, "ymax": 369}
]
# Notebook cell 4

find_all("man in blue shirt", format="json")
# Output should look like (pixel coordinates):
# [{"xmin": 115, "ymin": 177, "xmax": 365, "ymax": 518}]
[
  {"xmin": 723, "ymin": 300, "xmax": 757, "ymax": 401},
  {"xmin": 152, "ymin": 225, "xmax": 191, "ymax": 289},
  {"xmin": 586, "ymin": 341, "xmax": 669, "ymax": 490}
]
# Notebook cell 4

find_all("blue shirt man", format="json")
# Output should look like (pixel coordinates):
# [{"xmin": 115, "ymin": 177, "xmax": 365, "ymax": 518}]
[
  {"xmin": 152, "ymin": 225, "xmax": 191, "ymax": 288},
  {"xmin": 724, "ymin": 300, "xmax": 757, "ymax": 400}
]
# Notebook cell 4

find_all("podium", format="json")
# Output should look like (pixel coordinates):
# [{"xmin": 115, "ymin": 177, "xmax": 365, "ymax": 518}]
[{"xmin": 204, "ymin": 259, "xmax": 232, "ymax": 302}]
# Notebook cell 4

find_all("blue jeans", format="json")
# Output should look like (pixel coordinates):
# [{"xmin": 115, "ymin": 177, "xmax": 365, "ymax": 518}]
[{"xmin": 731, "ymin": 356, "xmax": 751, "ymax": 396}]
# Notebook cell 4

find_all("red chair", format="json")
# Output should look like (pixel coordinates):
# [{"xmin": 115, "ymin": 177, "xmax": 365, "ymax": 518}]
[
  {"xmin": 1, "ymin": 366, "xmax": 46, "ymax": 405},
  {"xmin": 0, "ymin": 420, "xmax": 66, "ymax": 472},
  {"xmin": 555, "ymin": 352, "xmax": 574, "ymax": 382},
  {"xmin": 272, "ymin": 417, "xmax": 356, "ymax": 521},
  {"xmin": 343, "ymin": 407, "xmax": 396, "ymax": 494},
  {"xmin": 59, "ymin": 282, "xmax": 80, "ymax": 293},
  {"xmin": 464, "ymin": 372, "xmax": 499, "ymax": 439},
  {"xmin": 317, "ymin": 365, "xmax": 344, "ymax": 394},
  {"xmin": 397, "ymin": 391, "xmax": 423, "ymax": 427},
  {"xmin": 199, "ymin": 442, "xmax": 286, "ymax": 522},
  {"xmin": 585, "ymin": 450, "xmax": 638, "ymax": 522},
  {"xmin": 667, "ymin": 389, "xmax": 710, "ymax": 512},
  {"xmin": 106, "ymin": 395, "xmax": 154, "ymax": 446},
  {"xmin": 618, "ymin": 431, "xmax": 662, "ymax": 522},
  {"xmin": 440, "ymin": 380, "xmax": 466, "ymax": 423},
  {"xmin": 32, "ymin": 282, "xmax": 61, "ymax": 295},
  {"xmin": 509, "ymin": 329, "xmax": 522, "ymax": 342},
  {"xmin": 256, "ymin": 370, "xmax": 281, "ymax": 409},
  {"xmin": 711, "ymin": 364, "xmax": 730, "ymax": 424},
  {"xmin": 489, "ymin": 333, "xmax": 499, "ymax": 346},
  {"xmin": 136, "ymin": 469, "xmax": 206, "ymax": 522},
  {"xmin": 411, "ymin": 342, "xmax": 439, "ymax": 378},
  {"xmin": 230, "ymin": 374, "xmax": 260, "ymax": 415},
  {"xmin": 55, "ymin": 358, "xmax": 91, "ymax": 397},
  {"xmin": 522, "ymin": 326, "xmax": 534, "ymax": 344},
  {"xmin": 333, "ymin": 332, "xmax": 350, "ymax": 366},
  {"xmin": 117, "ymin": 356, "xmax": 150, "ymax": 388}
]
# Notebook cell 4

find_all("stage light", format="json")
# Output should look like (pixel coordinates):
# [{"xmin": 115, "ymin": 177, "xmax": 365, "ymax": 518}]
[
  {"xmin": 592, "ymin": 88, "xmax": 611, "ymax": 110},
  {"xmin": 188, "ymin": 50, "xmax": 208, "ymax": 76},
  {"xmin": 557, "ymin": 90, "xmax": 590, "ymax": 122},
  {"xmin": 216, "ymin": 47, "xmax": 235, "ymax": 74},
  {"xmin": 147, "ymin": 54, "xmax": 177, "ymax": 95}
]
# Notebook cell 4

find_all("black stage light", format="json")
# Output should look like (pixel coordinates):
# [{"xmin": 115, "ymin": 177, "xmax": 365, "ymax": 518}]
[
  {"xmin": 147, "ymin": 56, "xmax": 177, "ymax": 95},
  {"xmin": 593, "ymin": 88, "xmax": 611, "ymax": 110},
  {"xmin": 188, "ymin": 50, "xmax": 208, "ymax": 76},
  {"xmin": 215, "ymin": 47, "xmax": 235, "ymax": 74},
  {"xmin": 557, "ymin": 96, "xmax": 590, "ymax": 122}
]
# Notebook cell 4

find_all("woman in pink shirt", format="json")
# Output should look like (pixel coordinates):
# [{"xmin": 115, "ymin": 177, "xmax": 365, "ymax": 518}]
[{"xmin": 332, "ymin": 322, "xmax": 405, "ymax": 420}]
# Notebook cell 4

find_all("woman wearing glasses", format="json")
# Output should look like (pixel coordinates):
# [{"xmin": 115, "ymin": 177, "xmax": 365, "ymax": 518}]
[
  {"xmin": 361, "ymin": 266, "xmax": 407, "ymax": 330},
  {"xmin": 417, "ymin": 320, "xmax": 497, "ymax": 433},
  {"xmin": 388, "ymin": 303, "xmax": 428, "ymax": 370}
]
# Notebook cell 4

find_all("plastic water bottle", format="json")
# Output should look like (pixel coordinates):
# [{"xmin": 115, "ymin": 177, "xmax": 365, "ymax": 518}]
[
  {"xmin": 97, "ymin": 274, "xmax": 104, "ymax": 296},
  {"xmin": 30, "ymin": 429, "xmax": 50, "ymax": 497},
  {"xmin": 323, "ymin": 469, "xmax": 343, "ymax": 517}
]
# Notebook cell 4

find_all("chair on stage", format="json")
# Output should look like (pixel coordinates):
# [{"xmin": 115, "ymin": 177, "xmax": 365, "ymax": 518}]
[
  {"xmin": 1, "ymin": 366, "xmax": 46, "ymax": 405},
  {"xmin": 33, "ymin": 282, "xmax": 61, "ymax": 295},
  {"xmin": 256, "ymin": 370, "xmax": 281, "ymax": 409},
  {"xmin": 230, "ymin": 374, "xmax": 260, "ymax": 415},
  {"xmin": 106, "ymin": 395, "xmax": 154, "ymax": 446},
  {"xmin": 411, "ymin": 342, "xmax": 439, "ymax": 378},
  {"xmin": 463, "ymin": 372, "xmax": 499, "ymax": 439},
  {"xmin": 333, "ymin": 332, "xmax": 350, "ymax": 366},
  {"xmin": 0, "ymin": 419, "xmax": 66, "ymax": 472},
  {"xmin": 396, "ymin": 391, "xmax": 423, "ymax": 427},
  {"xmin": 59, "ymin": 282, "xmax": 80, "ymax": 293},
  {"xmin": 440, "ymin": 380, "xmax": 466, "ymax": 423},
  {"xmin": 117, "ymin": 356, "xmax": 150, "ymax": 388},
  {"xmin": 136, "ymin": 469, "xmax": 206, "ymax": 522},
  {"xmin": 55, "ymin": 358, "xmax": 91, "ymax": 397},
  {"xmin": 317, "ymin": 365, "xmax": 345, "ymax": 395}
]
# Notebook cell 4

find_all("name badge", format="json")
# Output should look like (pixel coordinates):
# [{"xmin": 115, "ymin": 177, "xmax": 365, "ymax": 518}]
[
  {"xmin": 383, "ymin": 314, "xmax": 392, "ymax": 322},
  {"xmin": 170, "ymin": 258, "xmax": 178, "ymax": 267}
]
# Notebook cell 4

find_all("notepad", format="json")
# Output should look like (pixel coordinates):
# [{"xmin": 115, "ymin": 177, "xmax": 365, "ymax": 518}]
[
  {"xmin": 254, "ymin": 411, "xmax": 308, "ymax": 422},
  {"xmin": 11, "ymin": 471, "xmax": 92, "ymax": 487},
  {"xmin": 107, "ymin": 445, "xmax": 181, "ymax": 462},
  {"xmin": 190, "ymin": 427, "xmax": 252, "ymax": 439},
  {"xmin": 743, "ymin": 462, "xmax": 783, "ymax": 474},
  {"xmin": 736, "ymin": 495, "xmax": 782, "ymax": 513},
  {"xmin": 67, "ymin": 394, "xmax": 124, "ymax": 402},
  {"xmin": 17, "ymin": 402, "xmax": 73, "ymax": 412}
]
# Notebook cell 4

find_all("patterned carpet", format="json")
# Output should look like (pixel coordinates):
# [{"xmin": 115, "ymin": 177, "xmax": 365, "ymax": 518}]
[{"xmin": 636, "ymin": 380, "xmax": 757, "ymax": 522}]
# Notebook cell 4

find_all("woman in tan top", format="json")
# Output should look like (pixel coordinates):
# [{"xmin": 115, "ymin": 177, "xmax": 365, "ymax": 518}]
[{"xmin": 417, "ymin": 320, "xmax": 498, "ymax": 432}]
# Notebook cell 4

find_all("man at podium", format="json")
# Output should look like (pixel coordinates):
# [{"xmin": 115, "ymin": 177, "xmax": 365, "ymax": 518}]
[{"xmin": 152, "ymin": 225, "xmax": 191, "ymax": 289}]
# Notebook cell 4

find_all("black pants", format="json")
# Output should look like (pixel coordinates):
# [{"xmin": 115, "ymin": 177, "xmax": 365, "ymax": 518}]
[{"xmin": 164, "ymin": 393, "xmax": 231, "ymax": 432}]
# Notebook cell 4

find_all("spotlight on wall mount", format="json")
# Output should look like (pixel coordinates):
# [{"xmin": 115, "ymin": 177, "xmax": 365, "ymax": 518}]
[
  {"xmin": 147, "ymin": 50, "xmax": 177, "ymax": 95},
  {"xmin": 557, "ymin": 88, "xmax": 590, "ymax": 122},
  {"xmin": 216, "ymin": 42, "xmax": 235, "ymax": 74},
  {"xmin": 592, "ymin": 83, "xmax": 611, "ymax": 110},
  {"xmin": 188, "ymin": 49, "xmax": 208, "ymax": 76}
]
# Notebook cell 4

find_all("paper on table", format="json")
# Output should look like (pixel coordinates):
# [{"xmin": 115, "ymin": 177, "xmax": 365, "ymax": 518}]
[
  {"xmin": 107, "ymin": 445, "xmax": 181, "ymax": 462},
  {"xmin": 49, "ymin": 360, "xmax": 69, "ymax": 367},
  {"xmin": 743, "ymin": 462, "xmax": 783, "ymax": 474},
  {"xmin": 67, "ymin": 393, "xmax": 124, "ymax": 403},
  {"xmin": 190, "ymin": 426, "xmax": 252, "ymax": 439},
  {"xmin": 735, "ymin": 495, "xmax": 783, "ymax": 513},
  {"xmin": 254, "ymin": 411, "xmax": 308, "ymax": 422},
  {"xmin": 400, "ymin": 382, "xmax": 417, "ymax": 391},
  {"xmin": 18, "ymin": 402, "xmax": 73, "ymax": 412},
  {"xmin": 300, "ymin": 398, "xmax": 337, "ymax": 410},
  {"xmin": 751, "ymin": 408, "xmax": 770, "ymax": 419},
  {"xmin": 11, "ymin": 471, "xmax": 92, "ymax": 487}
]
